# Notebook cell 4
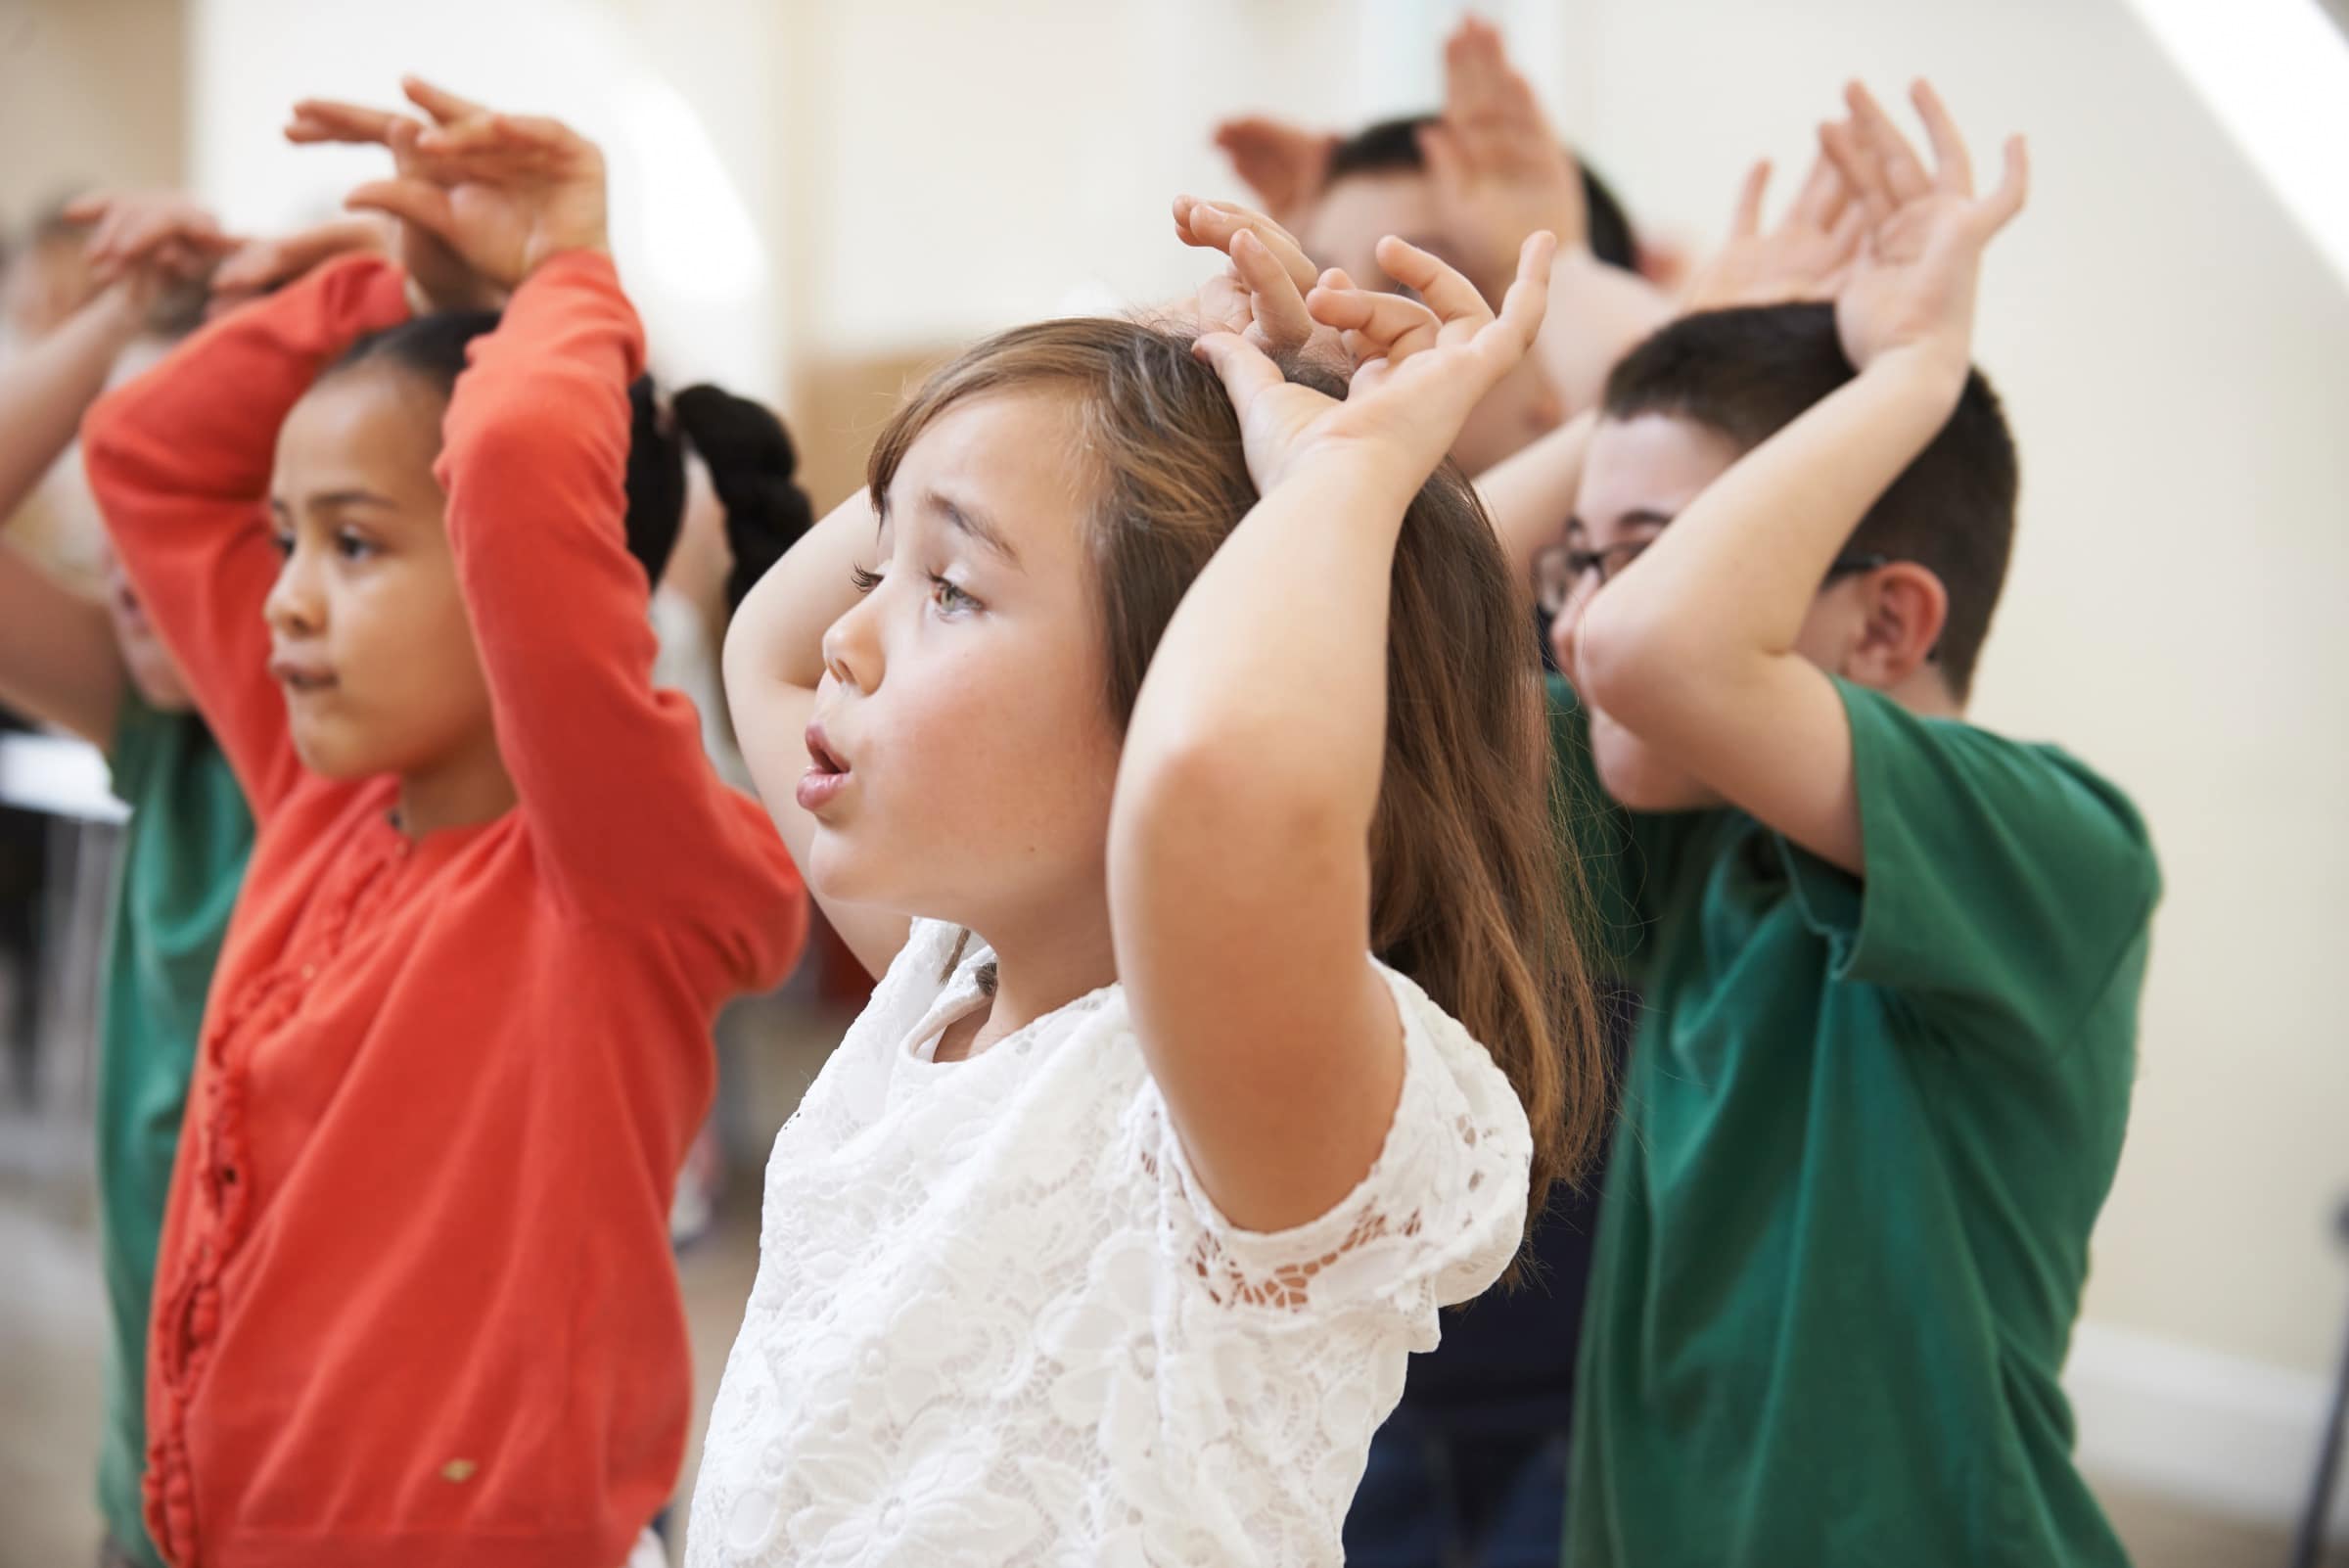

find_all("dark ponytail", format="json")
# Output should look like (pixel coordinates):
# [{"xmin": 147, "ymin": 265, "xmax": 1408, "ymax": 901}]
[
  {"xmin": 329, "ymin": 314, "xmax": 811, "ymax": 599},
  {"xmin": 669, "ymin": 384, "xmax": 815, "ymax": 613}
]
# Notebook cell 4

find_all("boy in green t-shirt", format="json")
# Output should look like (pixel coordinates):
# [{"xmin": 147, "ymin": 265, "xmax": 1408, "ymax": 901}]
[
  {"xmin": 1, "ymin": 192, "xmax": 255, "ymax": 1568},
  {"xmin": 1477, "ymin": 85, "xmax": 2157, "ymax": 1566}
]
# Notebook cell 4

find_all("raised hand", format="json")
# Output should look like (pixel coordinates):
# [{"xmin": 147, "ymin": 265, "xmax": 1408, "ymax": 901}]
[
  {"xmin": 1421, "ymin": 17, "xmax": 1585, "ymax": 300},
  {"xmin": 336, "ymin": 78, "xmax": 609, "ymax": 294},
  {"xmin": 1194, "ymin": 229, "xmax": 1556, "ymax": 495},
  {"xmin": 207, "ymin": 216, "xmax": 395, "ymax": 315},
  {"xmin": 285, "ymin": 96, "xmax": 503, "ymax": 311},
  {"xmin": 1210, "ymin": 115, "xmax": 1339, "ymax": 229},
  {"xmin": 67, "ymin": 191, "xmax": 237, "ymax": 300},
  {"xmin": 1679, "ymin": 142, "xmax": 1867, "ymax": 313},
  {"xmin": 1818, "ymin": 80, "xmax": 2026, "ymax": 377},
  {"xmin": 1169, "ymin": 195, "xmax": 1345, "ymax": 366}
]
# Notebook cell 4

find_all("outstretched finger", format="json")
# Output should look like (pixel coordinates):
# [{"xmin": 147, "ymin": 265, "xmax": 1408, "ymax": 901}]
[
  {"xmin": 1228, "ymin": 229, "xmax": 1314, "ymax": 352},
  {"xmin": 345, "ymin": 178, "xmax": 458, "ymax": 243},
  {"xmin": 1977, "ymin": 134, "xmax": 2029, "ymax": 233},
  {"xmin": 1909, "ymin": 79, "xmax": 1975, "ymax": 195},
  {"xmin": 1789, "ymin": 145, "xmax": 1850, "ymax": 231},
  {"xmin": 402, "ymin": 76, "xmax": 489, "ymax": 126},
  {"xmin": 1845, "ymin": 82, "xmax": 1929, "ymax": 204},
  {"xmin": 1728, "ymin": 160, "xmax": 1771, "ymax": 240},
  {"xmin": 1819, "ymin": 118, "xmax": 1893, "ymax": 229},
  {"xmin": 286, "ymin": 100, "xmax": 405, "ymax": 147},
  {"xmin": 1491, "ymin": 230, "xmax": 1558, "ymax": 352},
  {"xmin": 1174, "ymin": 197, "xmax": 1317, "ymax": 295},
  {"xmin": 1371, "ymin": 235, "xmax": 1490, "ymax": 325},
  {"xmin": 1304, "ymin": 284, "xmax": 1443, "ymax": 364}
]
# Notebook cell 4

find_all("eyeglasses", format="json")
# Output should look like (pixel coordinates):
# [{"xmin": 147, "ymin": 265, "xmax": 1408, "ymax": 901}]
[{"xmin": 1532, "ymin": 539, "xmax": 1893, "ymax": 617}]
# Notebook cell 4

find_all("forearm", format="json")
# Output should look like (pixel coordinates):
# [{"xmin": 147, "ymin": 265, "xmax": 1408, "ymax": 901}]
[
  {"xmin": 1475, "ymin": 408, "xmax": 1593, "ymax": 584},
  {"xmin": 1533, "ymin": 250, "xmax": 1674, "ymax": 420},
  {"xmin": 1117, "ymin": 452, "xmax": 1412, "ymax": 856},
  {"xmin": 1582, "ymin": 347, "xmax": 1962, "ymax": 689},
  {"xmin": 0, "ymin": 547, "xmax": 124, "ymax": 746},
  {"xmin": 0, "ymin": 285, "xmax": 145, "ymax": 514}
]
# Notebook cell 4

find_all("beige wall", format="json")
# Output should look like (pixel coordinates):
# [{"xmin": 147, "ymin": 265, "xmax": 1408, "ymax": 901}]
[
  {"xmin": 171, "ymin": 0, "xmax": 2349, "ymax": 1413},
  {"xmin": 0, "ymin": 0, "xmax": 185, "ymax": 226}
]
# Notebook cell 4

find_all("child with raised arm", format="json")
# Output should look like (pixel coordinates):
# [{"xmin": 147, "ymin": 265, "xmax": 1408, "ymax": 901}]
[
  {"xmin": 81, "ymin": 83, "xmax": 806, "ymax": 1568},
  {"xmin": 691, "ymin": 206, "xmax": 1606, "ymax": 1562},
  {"xmin": 0, "ymin": 196, "xmax": 249, "ymax": 1568},
  {"xmin": 1453, "ymin": 84, "xmax": 2154, "ymax": 1567}
]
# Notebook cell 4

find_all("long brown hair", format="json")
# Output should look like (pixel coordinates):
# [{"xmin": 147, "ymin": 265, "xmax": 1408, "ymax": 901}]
[{"xmin": 867, "ymin": 317, "xmax": 1606, "ymax": 1234}]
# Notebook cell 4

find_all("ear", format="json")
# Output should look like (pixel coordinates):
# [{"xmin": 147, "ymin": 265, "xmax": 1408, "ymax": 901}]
[{"xmin": 1844, "ymin": 561, "xmax": 1948, "ymax": 689}]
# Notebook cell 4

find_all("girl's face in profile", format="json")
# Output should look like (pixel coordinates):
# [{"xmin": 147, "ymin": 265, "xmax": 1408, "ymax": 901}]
[
  {"xmin": 798, "ymin": 389, "xmax": 1126, "ymax": 946},
  {"xmin": 264, "ymin": 366, "xmax": 498, "ymax": 788}
]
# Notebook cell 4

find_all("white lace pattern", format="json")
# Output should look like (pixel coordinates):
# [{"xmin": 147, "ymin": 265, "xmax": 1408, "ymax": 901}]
[{"xmin": 685, "ymin": 920, "xmax": 1532, "ymax": 1566}]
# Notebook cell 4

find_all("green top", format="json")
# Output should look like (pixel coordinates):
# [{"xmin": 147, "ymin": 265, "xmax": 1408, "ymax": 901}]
[
  {"xmin": 95, "ymin": 692, "xmax": 253, "ymax": 1567},
  {"xmin": 1558, "ymin": 676, "xmax": 2159, "ymax": 1568}
]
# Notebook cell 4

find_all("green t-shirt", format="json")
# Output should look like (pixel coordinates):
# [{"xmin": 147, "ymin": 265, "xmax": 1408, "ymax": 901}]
[
  {"xmin": 1557, "ymin": 676, "xmax": 2159, "ymax": 1568},
  {"xmin": 95, "ymin": 693, "xmax": 253, "ymax": 1567}
]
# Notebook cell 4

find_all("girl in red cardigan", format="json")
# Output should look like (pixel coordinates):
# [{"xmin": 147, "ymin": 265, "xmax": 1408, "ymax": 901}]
[{"xmin": 80, "ymin": 82, "xmax": 806, "ymax": 1568}]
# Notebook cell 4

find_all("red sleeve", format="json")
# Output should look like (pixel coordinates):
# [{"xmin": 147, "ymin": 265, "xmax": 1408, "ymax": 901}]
[
  {"xmin": 437, "ymin": 251, "xmax": 806, "ymax": 984},
  {"xmin": 81, "ymin": 255, "xmax": 411, "ymax": 824}
]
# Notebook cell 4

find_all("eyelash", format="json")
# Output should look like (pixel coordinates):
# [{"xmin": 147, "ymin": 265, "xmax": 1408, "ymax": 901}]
[
  {"xmin": 269, "ymin": 529, "xmax": 379, "ymax": 562},
  {"xmin": 849, "ymin": 563, "xmax": 981, "ymax": 617}
]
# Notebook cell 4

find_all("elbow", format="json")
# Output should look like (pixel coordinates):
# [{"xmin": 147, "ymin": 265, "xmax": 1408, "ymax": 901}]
[
  {"xmin": 1111, "ymin": 730, "xmax": 1360, "ymax": 892},
  {"xmin": 1572, "ymin": 591, "xmax": 1707, "ymax": 734}
]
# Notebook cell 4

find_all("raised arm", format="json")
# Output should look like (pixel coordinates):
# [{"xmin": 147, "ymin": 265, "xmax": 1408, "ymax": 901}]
[
  {"xmin": 363, "ymin": 85, "xmax": 802, "ymax": 962},
  {"xmin": 0, "ymin": 278, "xmax": 158, "ymax": 745},
  {"xmin": 82, "ymin": 209, "xmax": 408, "ymax": 817},
  {"xmin": 722, "ymin": 486, "xmax": 911, "ymax": 978},
  {"xmin": 1572, "ymin": 81, "xmax": 2027, "ymax": 874},
  {"xmin": 1112, "ymin": 226, "xmax": 1555, "ymax": 1232}
]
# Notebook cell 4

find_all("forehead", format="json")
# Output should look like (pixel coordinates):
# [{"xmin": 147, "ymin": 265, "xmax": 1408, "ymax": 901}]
[
  {"xmin": 1574, "ymin": 413, "xmax": 1743, "ymax": 537},
  {"xmin": 273, "ymin": 370, "xmax": 446, "ymax": 487},
  {"xmin": 888, "ymin": 389, "xmax": 1093, "ymax": 564},
  {"xmin": 1303, "ymin": 169, "xmax": 1440, "ymax": 269}
]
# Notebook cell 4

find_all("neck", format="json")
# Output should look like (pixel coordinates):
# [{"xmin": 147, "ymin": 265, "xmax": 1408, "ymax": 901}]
[
  {"xmin": 966, "ymin": 889, "xmax": 1120, "ymax": 1052},
  {"xmin": 1887, "ymin": 665, "xmax": 1965, "ymax": 721},
  {"xmin": 394, "ymin": 731, "xmax": 517, "ymax": 839}
]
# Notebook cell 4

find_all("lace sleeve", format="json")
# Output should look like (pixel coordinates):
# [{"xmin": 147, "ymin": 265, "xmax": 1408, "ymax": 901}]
[{"xmin": 1149, "ymin": 962, "xmax": 1533, "ymax": 1337}]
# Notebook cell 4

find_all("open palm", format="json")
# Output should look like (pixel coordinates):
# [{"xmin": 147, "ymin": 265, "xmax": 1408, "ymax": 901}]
[{"xmin": 1819, "ymin": 80, "xmax": 2027, "ymax": 375}]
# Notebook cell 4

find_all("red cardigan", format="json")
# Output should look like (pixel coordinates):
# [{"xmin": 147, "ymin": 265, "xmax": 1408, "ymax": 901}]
[{"xmin": 84, "ymin": 253, "xmax": 806, "ymax": 1568}]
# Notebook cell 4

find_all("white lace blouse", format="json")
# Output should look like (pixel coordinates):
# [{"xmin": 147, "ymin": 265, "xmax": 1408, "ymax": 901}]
[{"xmin": 684, "ymin": 919, "xmax": 1533, "ymax": 1567}]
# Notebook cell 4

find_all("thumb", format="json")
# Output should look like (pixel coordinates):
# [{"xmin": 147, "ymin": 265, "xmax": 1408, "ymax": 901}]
[
  {"xmin": 345, "ymin": 178, "xmax": 456, "ymax": 244},
  {"xmin": 1190, "ymin": 330, "xmax": 1286, "ymax": 411}
]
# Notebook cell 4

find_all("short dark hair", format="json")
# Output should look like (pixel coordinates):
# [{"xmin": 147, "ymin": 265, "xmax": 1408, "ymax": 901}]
[
  {"xmin": 1601, "ymin": 302, "xmax": 2017, "ymax": 698},
  {"xmin": 1322, "ymin": 114, "xmax": 1638, "ymax": 273},
  {"xmin": 327, "ymin": 315, "xmax": 812, "ymax": 606}
]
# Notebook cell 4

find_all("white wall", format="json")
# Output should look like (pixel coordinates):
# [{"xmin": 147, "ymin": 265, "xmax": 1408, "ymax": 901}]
[{"xmin": 173, "ymin": 0, "xmax": 2349, "ymax": 1526}]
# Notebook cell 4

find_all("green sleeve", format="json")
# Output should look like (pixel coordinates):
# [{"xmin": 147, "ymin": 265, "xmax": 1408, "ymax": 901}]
[
  {"xmin": 1545, "ymin": 675, "xmax": 1699, "ymax": 982},
  {"xmin": 1780, "ymin": 679, "xmax": 2162, "ymax": 1034},
  {"xmin": 106, "ymin": 684, "xmax": 166, "ymax": 804}
]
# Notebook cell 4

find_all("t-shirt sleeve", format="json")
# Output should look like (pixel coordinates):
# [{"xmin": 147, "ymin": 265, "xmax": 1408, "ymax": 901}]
[
  {"xmin": 1154, "ymin": 962, "xmax": 1533, "ymax": 1340},
  {"xmin": 106, "ymin": 685, "xmax": 165, "ymax": 804},
  {"xmin": 1779, "ymin": 679, "xmax": 2162, "ymax": 1036},
  {"xmin": 1546, "ymin": 674, "xmax": 1697, "ymax": 981}
]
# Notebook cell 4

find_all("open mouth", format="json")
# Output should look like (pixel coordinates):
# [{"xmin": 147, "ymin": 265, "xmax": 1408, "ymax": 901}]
[
  {"xmin": 797, "ymin": 720, "xmax": 852, "ymax": 813},
  {"xmin": 269, "ymin": 658, "xmax": 339, "ymax": 695}
]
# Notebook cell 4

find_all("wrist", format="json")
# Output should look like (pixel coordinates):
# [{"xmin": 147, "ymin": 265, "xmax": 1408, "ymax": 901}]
[{"xmin": 1861, "ymin": 339, "xmax": 1972, "ymax": 405}]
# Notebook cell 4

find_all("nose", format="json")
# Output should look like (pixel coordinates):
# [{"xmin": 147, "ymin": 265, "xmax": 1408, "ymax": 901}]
[
  {"xmin": 262, "ymin": 543, "xmax": 324, "ymax": 639},
  {"xmin": 819, "ymin": 581, "xmax": 884, "ymax": 696}
]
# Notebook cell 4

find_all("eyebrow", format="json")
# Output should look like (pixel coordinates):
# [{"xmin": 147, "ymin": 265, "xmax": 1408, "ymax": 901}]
[
  {"xmin": 925, "ymin": 487, "xmax": 1019, "ymax": 565},
  {"xmin": 269, "ymin": 489, "xmax": 397, "ymax": 517}
]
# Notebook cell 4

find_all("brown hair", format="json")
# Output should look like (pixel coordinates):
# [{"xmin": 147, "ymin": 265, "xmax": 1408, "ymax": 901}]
[{"xmin": 867, "ymin": 317, "xmax": 1606, "ymax": 1239}]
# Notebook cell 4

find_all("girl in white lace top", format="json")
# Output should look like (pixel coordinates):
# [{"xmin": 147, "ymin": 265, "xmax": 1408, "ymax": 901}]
[{"xmin": 690, "ymin": 203, "xmax": 1608, "ymax": 1566}]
